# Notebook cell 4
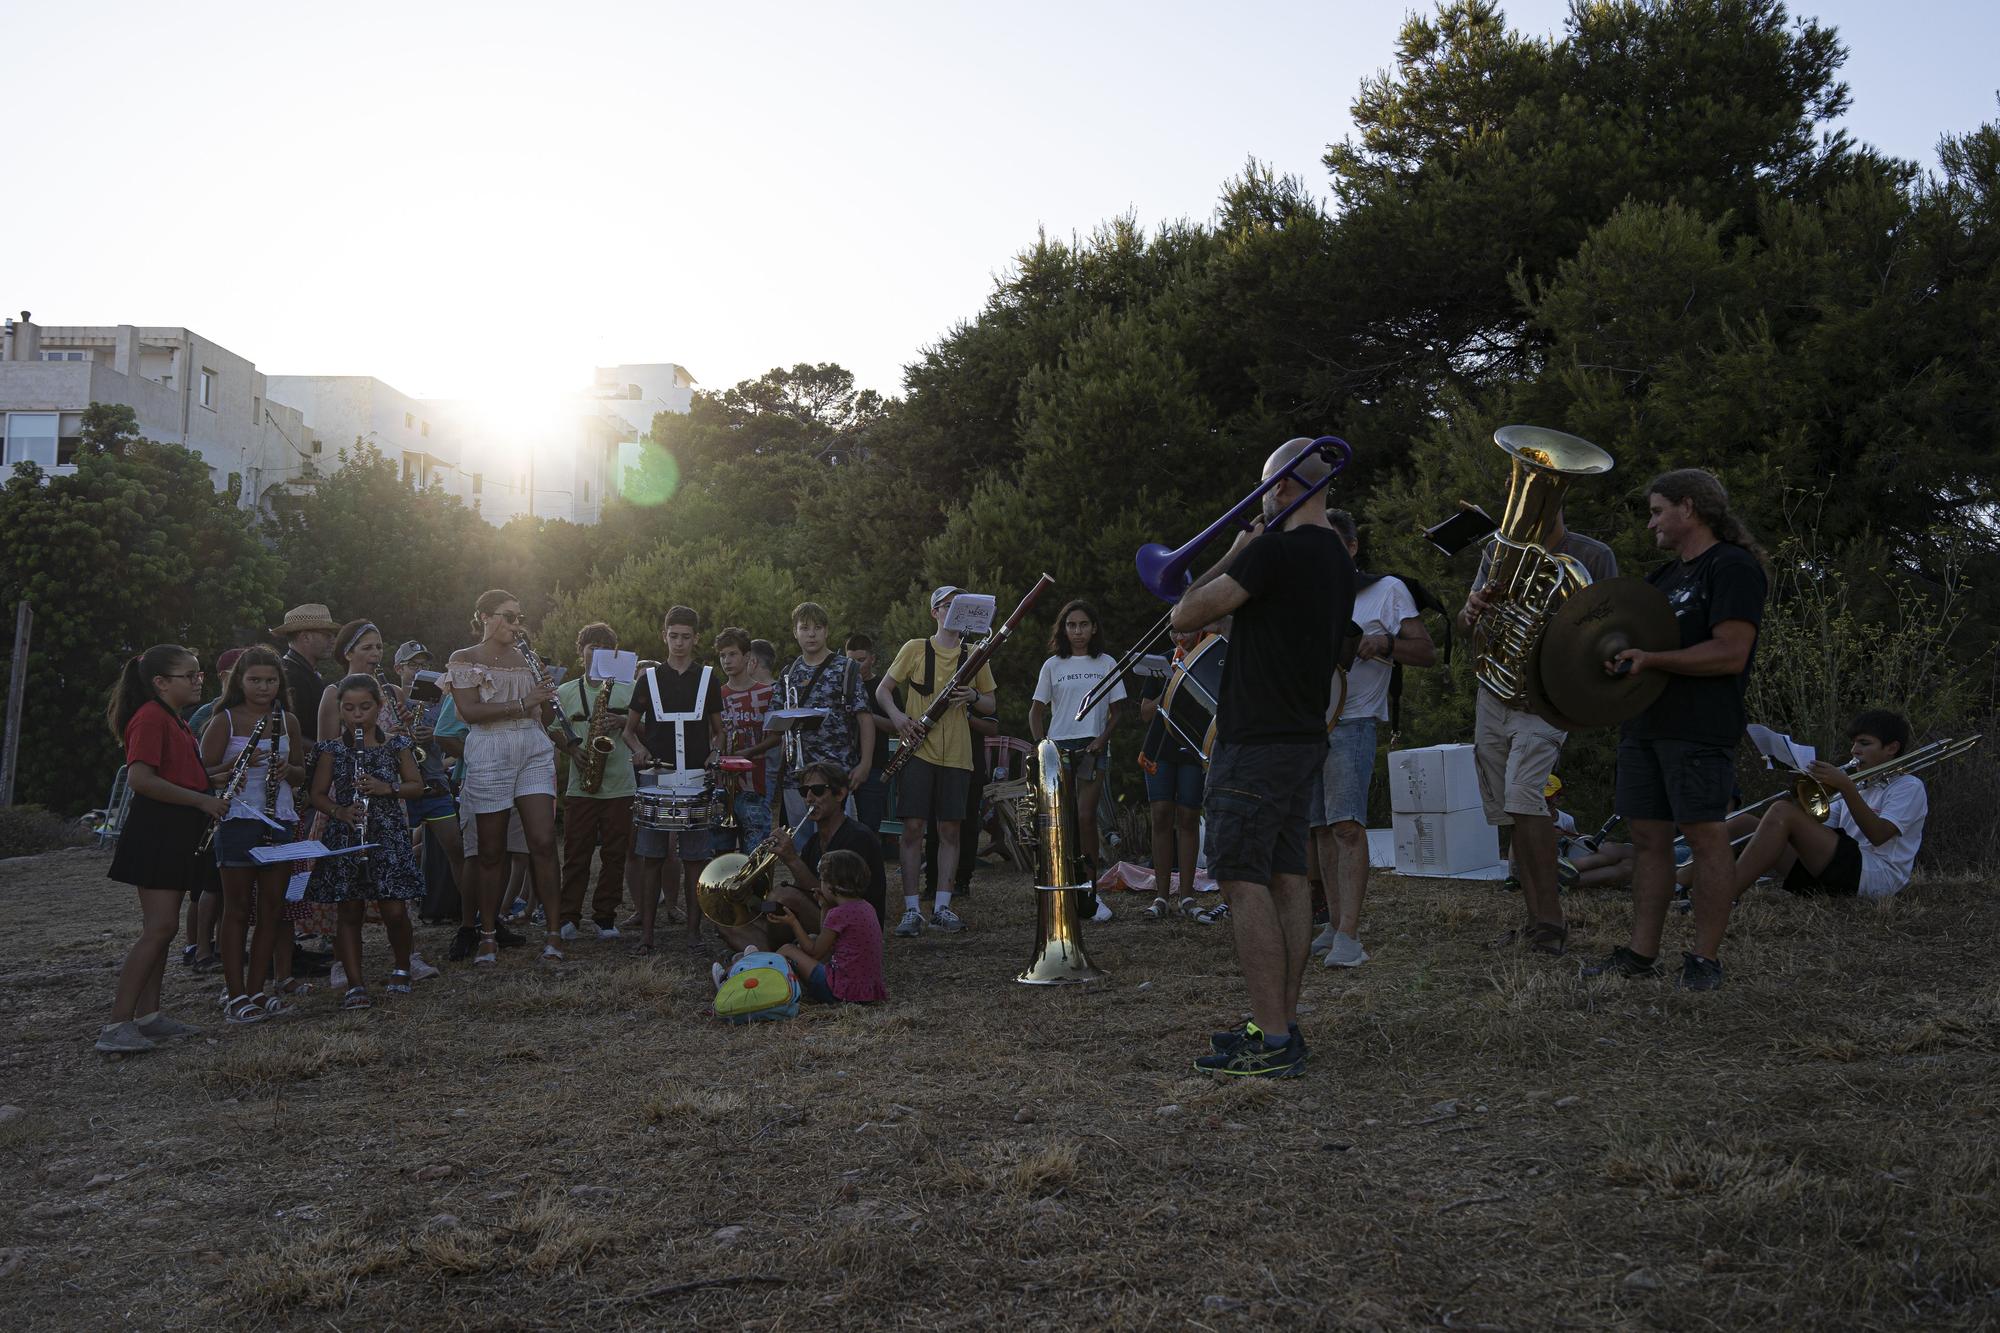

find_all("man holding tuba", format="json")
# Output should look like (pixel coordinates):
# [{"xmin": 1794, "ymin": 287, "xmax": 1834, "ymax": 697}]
[
  {"xmin": 1458, "ymin": 460, "xmax": 1617, "ymax": 958},
  {"xmin": 554, "ymin": 622, "xmax": 637, "ymax": 943}
]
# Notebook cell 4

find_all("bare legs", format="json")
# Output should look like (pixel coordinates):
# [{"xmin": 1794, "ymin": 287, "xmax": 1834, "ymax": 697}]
[
  {"xmin": 1511, "ymin": 813, "xmax": 1562, "ymax": 931},
  {"xmin": 112, "ymin": 888, "xmax": 184, "ymax": 1022},
  {"xmin": 1222, "ymin": 872, "xmax": 1313, "ymax": 1037}
]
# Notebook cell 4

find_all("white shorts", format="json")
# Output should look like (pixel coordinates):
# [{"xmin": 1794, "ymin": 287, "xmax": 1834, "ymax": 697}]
[{"xmin": 459, "ymin": 723, "xmax": 557, "ymax": 815}]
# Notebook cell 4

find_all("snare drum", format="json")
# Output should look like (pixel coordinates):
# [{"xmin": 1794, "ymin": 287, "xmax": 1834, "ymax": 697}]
[{"xmin": 634, "ymin": 770, "xmax": 720, "ymax": 832}]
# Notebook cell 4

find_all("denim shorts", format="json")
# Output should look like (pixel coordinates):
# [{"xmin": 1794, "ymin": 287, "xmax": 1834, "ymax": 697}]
[
  {"xmin": 1144, "ymin": 758, "xmax": 1205, "ymax": 809},
  {"xmin": 1615, "ymin": 737, "xmax": 1736, "ymax": 824},
  {"xmin": 803, "ymin": 962, "xmax": 839, "ymax": 1004},
  {"xmin": 633, "ymin": 825, "xmax": 722, "ymax": 862},
  {"xmin": 213, "ymin": 817, "xmax": 287, "ymax": 870},
  {"xmin": 406, "ymin": 793, "xmax": 457, "ymax": 824},
  {"xmin": 1201, "ymin": 741, "xmax": 1323, "ymax": 886},
  {"xmin": 1310, "ymin": 719, "xmax": 1376, "ymax": 828}
]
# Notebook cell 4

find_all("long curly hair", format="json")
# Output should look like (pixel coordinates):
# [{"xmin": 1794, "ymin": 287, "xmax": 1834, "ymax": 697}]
[{"xmin": 1646, "ymin": 469, "xmax": 1763, "ymax": 560}]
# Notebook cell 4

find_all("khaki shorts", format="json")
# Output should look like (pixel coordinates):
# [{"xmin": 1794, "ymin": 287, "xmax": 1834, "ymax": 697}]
[{"xmin": 1474, "ymin": 688, "xmax": 1566, "ymax": 825}]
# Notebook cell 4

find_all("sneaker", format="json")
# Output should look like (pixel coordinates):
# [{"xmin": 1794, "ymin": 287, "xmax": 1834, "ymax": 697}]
[
  {"xmin": 1677, "ymin": 952, "xmax": 1724, "ymax": 991},
  {"xmin": 711, "ymin": 962, "xmax": 728, "ymax": 991},
  {"xmin": 559, "ymin": 922, "xmax": 579, "ymax": 943},
  {"xmin": 1580, "ymin": 945, "xmax": 1663, "ymax": 980},
  {"xmin": 930, "ymin": 906, "xmax": 966, "ymax": 933},
  {"xmin": 408, "ymin": 953, "xmax": 441, "ymax": 982},
  {"xmin": 330, "ymin": 961, "xmax": 348, "ymax": 991},
  {"xmin": 1090, "ymin": 900, "xmax": 1113, "ymax": 924},
  {"xmin": 596, "ymin": 920, "xmax": 622, "ymax": 940},
  {"xmin": 136, "ymin": 1013, "xmax": 201, "ymax": 1039},
  {"xmin": 1309, "ymin": 924, "xmax": 1339, "ymax": 957},
  {"xmin": 1193, "ymin": 902, "xmax": 1229, "ymax": 925},
  {"xmin": 494, "ymin": 924, "xmax": 526, "ymax": 948},
  {"xmin": 1501, "ymin": 875, "xmax": 1523, "ymax": 893},
  {"xmin": 1195, "ymin": 1035, "xmax": 1305, "ymax": 1079},
  {"xmin": 894, "ymin": 909, "xmax": 925, "ymax": 938},
  {"xmin": 94, "ymin": 1021, "xmax": 156, "ymax": 1054},
  {"xmin": 1323, "ymin": 932, "xmax": 1369, "ymax": 968},
  {"xmin": 1211, "ymin": 1019, "xmax": 1263, "ymax": 1054},
  {"xmin": 180, "ymin": 945, "xmax": 198, "ymax": 967},
  {"xmin": 448, "ymin": 926, "xmax": 478, "ymax": 962}
]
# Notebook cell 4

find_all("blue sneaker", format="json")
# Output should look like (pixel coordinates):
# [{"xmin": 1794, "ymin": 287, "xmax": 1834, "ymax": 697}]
[{"xmin": 1195, "ymin": 1036, "xmax": 1304, "ymax": 1079}]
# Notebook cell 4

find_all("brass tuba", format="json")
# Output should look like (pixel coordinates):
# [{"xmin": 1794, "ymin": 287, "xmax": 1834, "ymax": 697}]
[
  {"xmin": 1470, "ymin": 425, "xmax": 1614, "ymax": 708},
  {"xmin": 1018, "ymin": 739, "xmax": 1106, "ymax": 985}
]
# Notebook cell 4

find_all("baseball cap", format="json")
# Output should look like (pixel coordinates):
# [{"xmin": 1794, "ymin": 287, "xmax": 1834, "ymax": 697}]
[
  {"xmin": 216, "ymin": 648, "xmax": 245, "ymax": 674},
  {"xmin": 1543, "ymin": 773, "xmax": 1564, "ymax": 799},
  {"xmin": 394, "ymin": 640, "xmax": 430, "ymax": 666},
  {"xmin": 929, "ymin": 585, "xmax": 961, "ymax": 611}
]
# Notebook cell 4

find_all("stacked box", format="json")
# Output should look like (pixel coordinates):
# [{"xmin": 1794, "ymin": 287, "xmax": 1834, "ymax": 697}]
[{"xmin": 1388, "ymin": 743, "xmax": 1500, "ymax": 876}]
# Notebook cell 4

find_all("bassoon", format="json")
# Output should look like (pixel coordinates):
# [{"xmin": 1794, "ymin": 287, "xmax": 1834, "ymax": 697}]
[{"xmin": 883, "ymin": 573, "xmax": 1054, "ymax": 780}]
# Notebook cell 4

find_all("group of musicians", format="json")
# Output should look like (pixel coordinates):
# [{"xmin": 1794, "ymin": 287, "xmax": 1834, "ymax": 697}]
[{"xmin": 93, "ymin": 434, "xmax": 1935, "ymax": 1069}]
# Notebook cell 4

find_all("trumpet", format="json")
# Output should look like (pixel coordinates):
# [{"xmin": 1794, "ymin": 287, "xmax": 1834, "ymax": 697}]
[{"xmin": 1077, "ymin": 435, "xmax": 1353, "ymax": 721}]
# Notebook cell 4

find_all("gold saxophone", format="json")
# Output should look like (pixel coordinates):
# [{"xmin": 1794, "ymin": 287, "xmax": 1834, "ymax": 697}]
[{"xmin": 578, "ymin": 679, "xmax": 620, "ymax": 795}]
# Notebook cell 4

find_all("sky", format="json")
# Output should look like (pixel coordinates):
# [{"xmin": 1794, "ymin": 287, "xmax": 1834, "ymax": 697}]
[{"xmin": 7, "ymin": 0, "xmax": 1996, "ymax": 407}]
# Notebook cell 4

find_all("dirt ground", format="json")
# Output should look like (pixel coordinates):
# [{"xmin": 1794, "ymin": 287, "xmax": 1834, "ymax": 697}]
[{"xmin": 1, "ymin": 846, "xmax": 1995, "ymax": 1331}]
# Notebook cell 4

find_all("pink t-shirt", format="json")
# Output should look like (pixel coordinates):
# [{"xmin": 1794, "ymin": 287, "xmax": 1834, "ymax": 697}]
[{"xmin": 823, "ymin": 898, "xmax": 886, "ymax": 1002}]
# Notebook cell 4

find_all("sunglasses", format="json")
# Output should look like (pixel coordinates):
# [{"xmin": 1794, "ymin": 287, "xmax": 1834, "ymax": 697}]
[{"xmin": 798, "ymin": 783, "xmax": 834, "ymax": 798}]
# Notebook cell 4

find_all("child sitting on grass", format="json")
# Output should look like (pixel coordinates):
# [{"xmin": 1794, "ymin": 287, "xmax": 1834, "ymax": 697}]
[{"xmin": 767, "ymin": 849, "xmax": 887, "ymax": 1005}]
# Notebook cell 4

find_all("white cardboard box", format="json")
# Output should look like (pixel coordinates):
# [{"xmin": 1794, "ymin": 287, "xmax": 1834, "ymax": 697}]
[
  {"xmin": 1392, "ymin": 808, "xmax": 1500, "ymax": 876},
  {"xmin": 1388, "ymin": 743, "xmax": 1484, "ymax": 814}
]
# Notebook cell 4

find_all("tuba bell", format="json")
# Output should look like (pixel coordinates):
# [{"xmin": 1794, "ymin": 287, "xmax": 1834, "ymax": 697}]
[
  {"xmin": 1469, "ymin": 425, "xmax": 1614, "ymax": 709},
  {"xmin": 1017, "ymin": 739, "xmax": 1106, "ymax": 985},
  {"xmin": 697, "ymin": 826, "xmax": 793, "ymax": 928}
]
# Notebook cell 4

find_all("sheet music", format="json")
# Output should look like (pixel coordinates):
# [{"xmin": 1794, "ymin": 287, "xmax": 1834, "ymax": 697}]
[
  {"xmin": 590, "ymin": 648, "xmax": 638, "ymax": 683},
  {"xmin": 226, "ymin": 802, "xmax": 287, "ymax": 830},
  {"xmin": 285, "ymin": 870, "xmax": 311, "ymax": 902},
  {"xmin": 1746, "ymin": 724, "xmax": 1816, "ymax": 772},
  {"xmin": 250, "ymin": 839, "xmax": 378, "ymax": 865},
  {"xmin": 942, "ymin": 593, "xmax": 996, "ymax": 636}
]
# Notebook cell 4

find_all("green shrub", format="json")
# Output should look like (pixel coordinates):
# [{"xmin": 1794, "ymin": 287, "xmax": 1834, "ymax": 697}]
[{"xmin": 0, "ymin": 804, "xmax": 95, "ymax": 859}]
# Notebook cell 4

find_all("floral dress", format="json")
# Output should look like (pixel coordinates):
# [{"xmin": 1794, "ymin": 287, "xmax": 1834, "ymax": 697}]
[{"xmin": 306, "ymin": 734, "xmax": 424, "ymax": 903}]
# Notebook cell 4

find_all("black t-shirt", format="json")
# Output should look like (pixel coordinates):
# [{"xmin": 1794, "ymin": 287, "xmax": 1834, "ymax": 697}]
[
  {"xmin": 1624, "ymin": 541, "xmax": 1767, "ymax": 747},
  {"xmin": 800, "ymin": 816, "xmax": 887, "ymax": 924},
  {"xmin": 628, "ymin": 661, "xmax": 723, "ymax": 771},
  {"xmin": 1216, "ymin": 525, "xmax": 1357, "ymax": 746},
  {"xmin": 1139, "ymin": 666, "xmax": 1200, "ymax": 765}
]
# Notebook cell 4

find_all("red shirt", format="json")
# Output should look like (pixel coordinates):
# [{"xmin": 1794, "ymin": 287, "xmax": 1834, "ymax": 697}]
[
  {"xmin": 823, "ymin": 899, "xmax": 887, "ymax": 1002},
  {"xmin": 720, "ymin": 681, "xmax": 775, "ymax": 796},
  {"xmin": 124, "ymin": 700, "xmax": 210, "ymax": 792}
]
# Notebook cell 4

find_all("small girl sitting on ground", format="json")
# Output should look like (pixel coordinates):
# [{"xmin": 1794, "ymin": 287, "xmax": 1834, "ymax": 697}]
[{"xmin": 767, "ymin": 849, "xmax": 887, "ymax": 1005}]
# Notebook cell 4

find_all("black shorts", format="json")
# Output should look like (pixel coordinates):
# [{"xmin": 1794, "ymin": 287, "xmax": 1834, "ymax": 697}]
[
  {"xmin": 894, "ymin": 755, "xmax": 971, "ymax": 823},
  {"xmin": 1202, "ymin": 741, "xmax": 1322, "ymax": 887},
  {"xmin": 1614, "ymin": 737, "xmax": 1736, "ymax": 824},
  {"xmin": 1783, "ymin": 827, "xmax": 1864, "ymax": 897}
]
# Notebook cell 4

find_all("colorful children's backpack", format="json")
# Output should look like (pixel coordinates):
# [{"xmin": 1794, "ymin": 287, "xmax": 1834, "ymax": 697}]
[{"xmin": 714, "ymin": 951, "xmax": 800, "ymax": 1024}]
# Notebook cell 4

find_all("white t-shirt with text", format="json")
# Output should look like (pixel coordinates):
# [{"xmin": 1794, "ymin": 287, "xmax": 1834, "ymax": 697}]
[
  {"xmin": 1033, "ymin": 653, "xmax": 1127, "ymax": 742},
  {"xmin": 1340, "ymin": 576, "xmax": 1421, "ymax": 723},
  {"xmin": 1829, "ymin": 772, "xmax": 1928, "ymax": 899}
]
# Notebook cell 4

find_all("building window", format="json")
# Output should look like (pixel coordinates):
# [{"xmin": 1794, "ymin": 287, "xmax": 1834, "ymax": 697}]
[
  {"xmin": 3, "ymin": 412, "xmax": 60, "ymax": 468},
  {"xmin": 471, "ymin": 473, "xmax": 483, "ymax": 494},
  {"xmin": 252, "ymin": 395, "xmax": 261, "ymax": 424},
  {"xmin": 39, "ymin": 350, "xmax": 88, "ymax": 362},
  {"xmin": 199, "ymin": 368, "xmax": 217, "ymax": 409},
  {"xmin": 583, "ymin": 480, "xmax": 591, "ymax": 502},
  {"xmin": 403, "ymin": 455, "xmax": 415, "ymax": 484},
  {"xmin": 404, "ymin": 411, "xmax": 415, "ymax": 429},
  {"xmin": 421, "ymin": 420, "xmax": 430, "ymax": 438},
  {"xmin": 311, "ymin": 438, "xmax": 323, "ymax": 455}
]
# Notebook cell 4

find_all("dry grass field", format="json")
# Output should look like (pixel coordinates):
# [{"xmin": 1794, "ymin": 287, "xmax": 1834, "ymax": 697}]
[{"xmin": 1, "ymin": 846, "xmax": 1996, "ymax": 1330}]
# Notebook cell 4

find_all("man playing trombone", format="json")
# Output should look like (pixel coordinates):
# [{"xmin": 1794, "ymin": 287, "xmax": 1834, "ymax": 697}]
[{"xmin": 1169, "ymin": 437, "xmax": 1356, "ymax": 1079}]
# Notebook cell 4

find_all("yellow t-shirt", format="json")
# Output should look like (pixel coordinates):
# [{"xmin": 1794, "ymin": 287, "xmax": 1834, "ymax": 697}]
[{"xmin": 885, "ymin": 637, "xmax": 997, "ymax": 772}]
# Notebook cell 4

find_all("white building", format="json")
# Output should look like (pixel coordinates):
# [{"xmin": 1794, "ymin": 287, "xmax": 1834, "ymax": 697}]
[
  {"xmin": 0, "ymin": 313, "xmax": 312, "ymax": 509},
  {"xmin": 1, "ymin": 312, "xmax": 696, "ymax": 526},
  {"xmin": 266, "ymin": 375, "xmax": 465, "ymax": 506}
]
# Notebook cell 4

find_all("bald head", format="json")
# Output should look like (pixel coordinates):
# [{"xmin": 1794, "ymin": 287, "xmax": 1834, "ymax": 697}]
[{"xmin": 1258, "ymin": 436, "xmax": 1334, "ymax": 527}]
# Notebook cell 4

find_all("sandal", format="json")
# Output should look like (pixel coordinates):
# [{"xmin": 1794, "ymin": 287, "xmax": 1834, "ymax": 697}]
[
  {"xmin": 274, "ymin": 977, "xmax": 315, "ymax": 996},
  {"xmin": 1526, "ymin": 922, "xmax": 1570, "ymax": 957},
  {"xmin": 540, "ymin": 936, "xmax": 565, "ymax": 963},
  {"xmin": 261, "ymin": 993, "xmax": 296, "ymax": 1017},
  {"xmin": 224, "ymin": 994, "xmax": 267, "ymax": 1025},
  {"xmin": 474, "ymin": 931, "xmax": 499, "ymax": 966},
  {"xmin": 627, "ymin": 940, "xmax": 655, "ymax": 956},
  {"xmin": 385, "ymin": 969, "xmax": 414, "ymax": 995},
  {"xmin": 340, "ymin": 986, "xmax": 372, "ymax": 1010}
]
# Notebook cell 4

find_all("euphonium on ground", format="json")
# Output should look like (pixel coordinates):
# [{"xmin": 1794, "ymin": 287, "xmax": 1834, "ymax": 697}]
[
  {"xmin": 578, "ymin": 679, "xmax": 619, "ymax": 795},
  {"xmin": 1018, "ymin": 738, "xmax": 1105, "ymax": 985},
  {"xmin": 1469, "ymin": 425, "xmax": 1614, "ymax": 708}
]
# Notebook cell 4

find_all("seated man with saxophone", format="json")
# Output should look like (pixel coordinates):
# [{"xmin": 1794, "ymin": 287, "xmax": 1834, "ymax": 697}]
[
  {"xmin": 1730, "ymin": 710, "xmax": 1929, "ymax": 902},
  {"xmin": 1459, "ymin": 499, "xmax": 1615, "ymax": 957},
  {"xmin": 553, "ymin": 622, "xmax": 637, "ymax": 943}
]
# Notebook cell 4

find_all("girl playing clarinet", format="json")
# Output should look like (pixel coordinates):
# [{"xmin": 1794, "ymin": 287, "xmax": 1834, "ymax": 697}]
[
  {"xmin": 307, "ymin": 674, "xmax": 425, "ymax": 1009},
  {"xmin": 99, "ymin": 645, "xmax": 232, "ymax": 1054},
  {"xmin": 199, "ymin": 646, "xmax": 307, "ymax": 1024}
]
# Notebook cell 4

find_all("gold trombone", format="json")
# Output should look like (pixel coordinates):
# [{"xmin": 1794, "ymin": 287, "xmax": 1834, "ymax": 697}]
[{"xmin": 1722, "ymin": 735, "xmax": 1981, "ymax": 847}]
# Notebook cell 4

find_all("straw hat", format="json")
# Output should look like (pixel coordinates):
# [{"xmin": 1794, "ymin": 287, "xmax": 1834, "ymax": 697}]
[{"xmin": 268, "ymin": 603, "xmax": 339, "ymax": 636}]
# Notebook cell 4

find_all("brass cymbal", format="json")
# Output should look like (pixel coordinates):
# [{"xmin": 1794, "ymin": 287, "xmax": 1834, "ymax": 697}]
[{"xmin": 1528, "ymin": 577, "xmax": 1676, "ymax": 729}]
